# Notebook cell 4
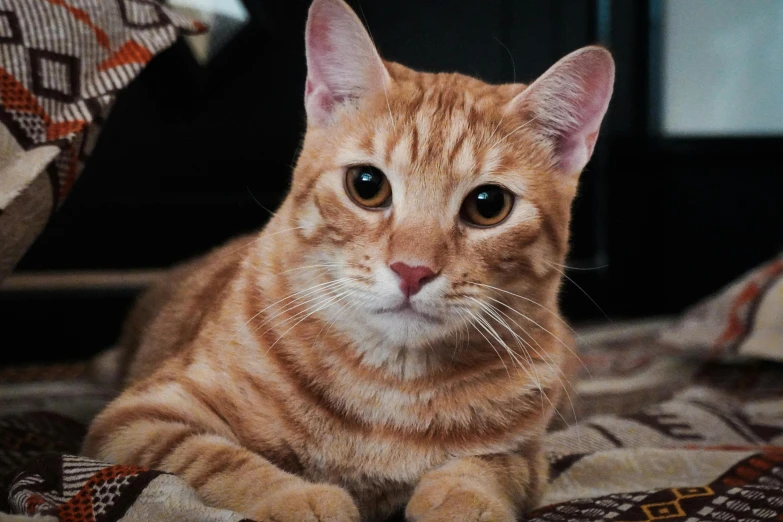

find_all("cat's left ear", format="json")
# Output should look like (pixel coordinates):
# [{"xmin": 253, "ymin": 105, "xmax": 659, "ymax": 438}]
[
  {"xmin": 305, "ymin": 0, "xmax": 391, "ymax": 126},
  {"xmin": 506, "ymin": 46, "xmax": 615, "ymax": 177}
]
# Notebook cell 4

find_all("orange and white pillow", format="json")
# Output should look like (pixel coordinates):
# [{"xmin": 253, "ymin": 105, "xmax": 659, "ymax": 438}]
[
  {"xmin": 660, "ymin": 254, "xmax": 783, "ymax": 362},
  {"xmin": 0, "ymin": 0, "xmax": 205, "ymax": 282}
]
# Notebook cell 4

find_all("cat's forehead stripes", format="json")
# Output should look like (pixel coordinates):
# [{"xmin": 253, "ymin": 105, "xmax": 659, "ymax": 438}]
[{"xmin": 348, "ymin": 71, "xmax": 527, "ymax": 189}]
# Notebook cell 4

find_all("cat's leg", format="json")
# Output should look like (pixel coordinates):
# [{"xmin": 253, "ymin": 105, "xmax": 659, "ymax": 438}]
[
  {"xmin": 83, "ymin": 393, "xmax": 359, "ymax": 522},
  {"xmin": 405, "ymin": 443, "xmax": 547, "ymax": 522}
]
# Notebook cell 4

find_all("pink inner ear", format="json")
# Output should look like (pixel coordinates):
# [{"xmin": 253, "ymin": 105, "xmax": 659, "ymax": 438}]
[
  {"xmin": 557, "ymin": 92, "xmax": 610, "ymax": 174},
  {"xmin": 514, "ymin": 46, "xmax": 615, "ymax": 175},
  {"xmin": 305, "ymin": 78, "xmax": 337, "ymax": 117},
  {"xmin": 306, "ymin": 13, "xmax": 335, "ymax": 88},
  {"xmin": 304, "ymin": 0, "xmax": 389, "ymax": 126}
]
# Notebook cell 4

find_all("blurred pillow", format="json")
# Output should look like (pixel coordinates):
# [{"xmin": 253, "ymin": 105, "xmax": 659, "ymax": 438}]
[
  {"xmin": 659, "ymin": 253, "xmax": 783, "ymax": 362},
  {"xmin": 0, "ymin": 0, "xmax": 205, "ymax": 283},
  {"xmin": 569, "ymin": 257, "xmax": 783, "ymax": 421}
]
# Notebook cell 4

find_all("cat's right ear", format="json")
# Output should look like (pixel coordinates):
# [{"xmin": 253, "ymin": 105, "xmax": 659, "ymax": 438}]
[{"xmin": 305, "ymin": 0, "xmax": 390, "ymax": 126}]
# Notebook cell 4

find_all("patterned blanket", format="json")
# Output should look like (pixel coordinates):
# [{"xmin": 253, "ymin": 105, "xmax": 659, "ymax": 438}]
[{"xmin": 1, "ymin": 255, "xmax": 782, "ymax": 522}]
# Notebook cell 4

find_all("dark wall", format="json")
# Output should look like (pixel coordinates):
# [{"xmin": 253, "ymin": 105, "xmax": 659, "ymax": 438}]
[{"xmin": 607, "ymin": 138, "xmax": 783, "ymax": 317}]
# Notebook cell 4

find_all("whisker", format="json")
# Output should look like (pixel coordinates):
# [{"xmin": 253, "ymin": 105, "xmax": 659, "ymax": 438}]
[
  {"xmin": 495, "ymin": 115, "xmax": 540, "ymax": 146},
  {"xmin": 463, "ymin": 310, "xmax": 509, "ymax": 377},
  {"xmin": 451, "ymin": 311, "xmax": 470, "ymax": 362},
  {"xmin": 244, "ymin": 281, "xmax": 355, "ymax": 345},
  {"xmin": 467, "ymin": 282, "xmax": 562, "ymax": 321},
  {"xmin": 273, "ymin": 263, "xmax": 343, "ymax": 277},
  {"xmin": 313, "ymin": 297, "xmax": 353, "ymax": 344},
  {"xmin": 471, "ymin": 299, "xmax": 532, "ymax": 365},
  {"xmin": 466, "ymin": 282, "xmax": 590, "ymax": 375},
  {"xmin": 479, "ymin": 300, "xmax": 553, "ymax": 368},
  {"xmin": 485, "ymin": 295, "xmax": 589, "ymax": 378},
  {"xmin": 480, "ymin": 299, "xmax": 581, "ymax": 434},
  {"xmin": 482, "ymin": 294, "xmax": 570, "ymax": 351},
  {"xmin": 452, "ymin": 310, "xmax": 472, "ymax": 362},
  {"xmin": 471, "ymin": 298, "xmax": 547, "ymax": 408},
  {"xmin": 259, "ymin": 282, "xmax": 354, "ymax": 332},
  {"xmin": 547, "ymin": 261, "xmax": 609, "ymax": 271},
  {"xmin": 472, "ymin": 302, "xmax": 576, "ymax": 431},
  {"xmin": 471, "ymin": 308, "xmax": 541, "ymax": 387},
  {"xmin": 494, "ymin": 36, "xmax": 516, "ymax": 84},
  {"xmin": 227, "ymin": 226, "xmax": 307, "ymax": 256},
  {"xmin": 545, "ymin": 261, "xmax": 612, "ymax": 322},
  {"xmin": 265, "ymin": 289, "xmax": 358, "ymax": 353},
  {"xmin": 467, "ymin": 284, "xmax": 587, "ymax": 435},
  {"xmin": 246, "ymin": 186, "xmax": 275, "ymax": 216},
  {"xmin": 482, "ymin": 37, "xmax": 521, "ymax": 151},
  {"xmin": 254, "ymin": 278, "xmax": 355, "ymax": 327},
  {"xmin": 231, "ymin": 277, "xmax": 354, "ymax": 342}
]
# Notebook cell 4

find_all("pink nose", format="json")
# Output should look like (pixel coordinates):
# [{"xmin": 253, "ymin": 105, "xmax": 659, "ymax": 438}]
[{"xmin": 389, "ymin": 262, "xmax": 437, "ymax": 297}]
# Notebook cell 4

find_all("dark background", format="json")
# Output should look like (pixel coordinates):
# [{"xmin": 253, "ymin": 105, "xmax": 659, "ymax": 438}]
[{"xmin": 1, "ymin": 0, "xmax": 781, "ymax": 366}]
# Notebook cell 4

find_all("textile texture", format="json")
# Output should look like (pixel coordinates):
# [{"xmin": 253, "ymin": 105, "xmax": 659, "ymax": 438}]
[{"xmin": 0, "ymin": 0, "xmax": 205, "ymax": 281}]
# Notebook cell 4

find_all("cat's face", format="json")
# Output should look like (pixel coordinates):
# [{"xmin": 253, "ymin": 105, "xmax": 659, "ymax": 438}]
[{"xmin": 281, "ymin": 0, "xmax": 613, "ymax": 352}]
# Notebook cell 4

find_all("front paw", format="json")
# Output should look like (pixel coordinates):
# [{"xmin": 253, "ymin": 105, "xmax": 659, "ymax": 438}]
[
  {"xmin": 406, "ymin": 477, "xmax": 516, "ymax": 522},
  {"xmin": 252, "ymin": 483, "xmax": 359, "ymax": 522}
]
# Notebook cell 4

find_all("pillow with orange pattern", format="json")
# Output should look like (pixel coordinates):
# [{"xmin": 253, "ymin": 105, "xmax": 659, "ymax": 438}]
[
  {"xmin": 659, "ymin": 254, "xmax": 783, "ymax": 362},
  {"xmin": 0, "ymin": 0, "xmax": 205, "ymax": 283}
]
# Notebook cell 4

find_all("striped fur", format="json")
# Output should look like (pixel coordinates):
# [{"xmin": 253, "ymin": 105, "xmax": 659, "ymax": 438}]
[{"xmin": 83, "ymin": 1, "xmax": 614, "ymax": 520}]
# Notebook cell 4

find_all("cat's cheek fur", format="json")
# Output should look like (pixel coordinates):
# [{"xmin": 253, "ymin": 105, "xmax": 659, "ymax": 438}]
[
  {"xmin": 296, "ymin": 199, "xmax": 325, "ymax": 241},
  {"xmin": 295, "ymin": 183, "xmax": 377, "ymax": 247},
  {"xmin": 466, "ymin": 214, "xmax": 548, "ymax": 285}
]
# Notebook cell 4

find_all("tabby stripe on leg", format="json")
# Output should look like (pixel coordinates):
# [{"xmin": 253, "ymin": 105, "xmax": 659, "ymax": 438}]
[
  {"xmin": 141, "ymin": 424, "xmax": 202, "ymax": 469},
  {"xmin": 154, "ymin": 433, "xmax": 302, "ymax": 513}
]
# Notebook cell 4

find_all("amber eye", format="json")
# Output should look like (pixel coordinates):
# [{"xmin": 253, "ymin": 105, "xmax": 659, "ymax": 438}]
[
  {"xmin": 460, "ymin": 185, "xmax": 514, "ymax": 227},
  {"xmin": 345, "ymin": 166, "xmax": 392, "ymax": 209}
]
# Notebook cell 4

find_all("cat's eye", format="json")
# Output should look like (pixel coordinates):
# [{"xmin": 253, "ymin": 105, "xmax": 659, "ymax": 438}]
[
  {"xmin": 460, "ymin": 185, "xmax": 514, "ymax": 227},
  {"xmin": 345, "ymin": 165, "xmax": 392, "ymax": 209}
]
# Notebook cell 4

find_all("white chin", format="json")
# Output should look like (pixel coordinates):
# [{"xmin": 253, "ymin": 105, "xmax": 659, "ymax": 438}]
[{"xmin": 366, "ymin": 309, "xmax": 452, "ymax": 348}]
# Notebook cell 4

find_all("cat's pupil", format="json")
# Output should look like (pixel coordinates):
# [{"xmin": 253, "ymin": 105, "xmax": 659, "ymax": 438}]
[
  {"xmin": 354, "ymin": 168, "xmax": 383, "ymax": 199},
  {"xmin": 475, "ymin": 187, "xmax": 505, "ymax": 218}
]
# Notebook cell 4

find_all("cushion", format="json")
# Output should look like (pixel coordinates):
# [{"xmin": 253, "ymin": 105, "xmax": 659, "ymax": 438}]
[
  {"xmin": 659, "ymin": 253, "xmax": 783, "ymax": 362},
  {"xmin": 0, "ymin": 0, "xmax": 205, "ymax": 283},
  {"xmin": 552, "ymin": 253, "xmax": 783, "ymax": 421}
]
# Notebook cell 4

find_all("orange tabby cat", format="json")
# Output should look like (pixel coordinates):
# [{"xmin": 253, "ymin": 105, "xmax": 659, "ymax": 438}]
[{"xmin": 83, "ymin": 0, "xmax": 614, "ymax": 520}]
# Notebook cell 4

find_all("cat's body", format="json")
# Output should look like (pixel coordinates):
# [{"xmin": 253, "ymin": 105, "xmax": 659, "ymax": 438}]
[
  {"xmin": 83, "ymin": 1, "xmax": 614, "ymax": 521},
  {"xmin": 96, "ymin": 227, "xmax": 569, "ymax": 519}
]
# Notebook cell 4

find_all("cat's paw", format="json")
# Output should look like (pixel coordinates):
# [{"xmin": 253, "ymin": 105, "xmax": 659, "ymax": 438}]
[
  {"xmin": 406, "ymin": 478, "xmax": 516, "ymax": 522},
  {"xmin": 251, "ymin": 483, "xmax": 359, "ymax": 522}
]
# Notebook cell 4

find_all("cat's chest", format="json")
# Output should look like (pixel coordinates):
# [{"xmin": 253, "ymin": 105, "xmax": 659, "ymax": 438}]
[
  {"xmin": 238, "ymin": 372, "xmax": 535, "ymax": 516},
  {"xmin": 294, "ymin": 416, "xmax": 527, "ymax": 516},
  {"xmin": 240, "ymin": 362, "xmax": 538, "ymax": 493},
  {"xmin": 289, "ymin": 384, "xmax": 529, "ymax": 483}
]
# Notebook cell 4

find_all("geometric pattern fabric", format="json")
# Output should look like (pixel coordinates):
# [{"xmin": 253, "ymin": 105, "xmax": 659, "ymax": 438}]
[{"xmin": 0, "ymin": 0, "xmax": 205, "ymax": 209}]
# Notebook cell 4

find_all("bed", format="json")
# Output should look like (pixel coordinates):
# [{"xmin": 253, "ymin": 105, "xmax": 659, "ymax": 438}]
[{"xmin": 2, "ymin": 254, "xmax": 782, "ymax": 521}]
